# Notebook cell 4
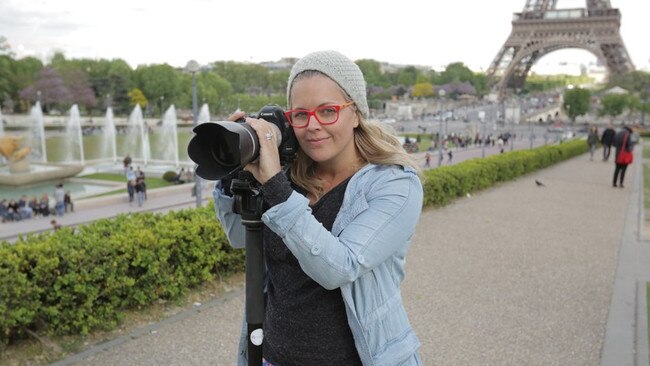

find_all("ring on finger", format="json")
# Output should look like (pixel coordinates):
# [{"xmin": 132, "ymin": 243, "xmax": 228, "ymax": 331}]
[{"xmin": 265, "ymin": 131, "xmax": 273, "ymax": 140}]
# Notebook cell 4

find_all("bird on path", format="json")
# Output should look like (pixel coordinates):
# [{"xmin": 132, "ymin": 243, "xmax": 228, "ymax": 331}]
[{"xmin": 535, "ymin": 180, "xmax": 545, "ymax": 187}]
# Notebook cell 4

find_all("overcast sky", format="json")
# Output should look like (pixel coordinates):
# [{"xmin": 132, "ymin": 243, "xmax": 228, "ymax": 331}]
[{"xmin": 0, "ymin": 0, "xmax": 648, "ymax": 73}]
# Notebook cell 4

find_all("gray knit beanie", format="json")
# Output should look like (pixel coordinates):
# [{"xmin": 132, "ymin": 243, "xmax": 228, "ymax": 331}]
[{"xmin": 287, "ymin": 50, "xmax": 369, "ymax": 118}]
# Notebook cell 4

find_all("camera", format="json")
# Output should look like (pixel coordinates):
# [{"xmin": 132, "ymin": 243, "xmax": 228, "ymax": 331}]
[{"xmin": 187, "ymin": 104, "xmax": 298, "ymax": 181}]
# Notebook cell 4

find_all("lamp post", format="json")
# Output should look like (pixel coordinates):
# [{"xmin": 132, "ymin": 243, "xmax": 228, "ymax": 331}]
[
  {"xmin": 478, "ymin": 111, "xmax": 485, "ymax": 158},
  {"xmin": 437, "ymin": 89, "xmax": 446, "ymax": 167},
  {"xmin": 186, "ymin": 60, "xmax": 202, "ymax": 208},
  {"xmin": 159, "ymin": 96, "xmax": 165, "ymax": 117}
]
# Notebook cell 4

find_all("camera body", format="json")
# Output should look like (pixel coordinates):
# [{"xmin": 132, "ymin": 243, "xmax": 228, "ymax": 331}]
[{"xmin": 187, "ymin": 104, "xmax": 298, "ymax": 181}]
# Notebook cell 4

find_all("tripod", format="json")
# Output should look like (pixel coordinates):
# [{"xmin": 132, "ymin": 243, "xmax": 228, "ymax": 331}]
[{"xmin": 231, "ymin": 171, "xmax": 265, "ymax": 366}]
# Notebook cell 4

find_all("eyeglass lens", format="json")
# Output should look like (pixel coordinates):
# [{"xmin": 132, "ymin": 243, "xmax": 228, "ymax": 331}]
[{"xmin": 289, "ymin": 105, "xmax": 341, "ymax": 127}]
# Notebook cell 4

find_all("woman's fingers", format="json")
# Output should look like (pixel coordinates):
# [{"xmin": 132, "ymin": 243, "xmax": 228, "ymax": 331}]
[{"xmin": 228, "ymin": 111, "xmax": 246, "ymax": 122}]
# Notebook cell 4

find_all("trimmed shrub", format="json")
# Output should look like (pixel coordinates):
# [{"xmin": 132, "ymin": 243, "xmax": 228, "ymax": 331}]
[
  {"xmin": 162, "ymin": 171, "xmax": 178, "ymax": 182},
  {"xmin": 0, "ymin": 202, "xmax": 244, "ymax": 343}
]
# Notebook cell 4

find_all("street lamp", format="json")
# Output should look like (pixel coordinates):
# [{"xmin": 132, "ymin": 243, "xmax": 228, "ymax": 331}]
[
  {"xmin": 186, "ymin": 60, "xmax": 202, "ymax": 208},
  {"xmin": 159, "ymin": 96, "xmax": 165, "ymax": 117},
  {"xmin": 479, "ymin": 110, "xmax": 486, "ymax": 158},
  {"xmin": 437, "ymin": 89, "xmax": 446, "ymax": 167}
]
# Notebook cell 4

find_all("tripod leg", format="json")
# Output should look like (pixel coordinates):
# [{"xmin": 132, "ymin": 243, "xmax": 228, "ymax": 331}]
[{"xmin": 246, "ymin": 224, "xmax": 264, "ymax": 365}]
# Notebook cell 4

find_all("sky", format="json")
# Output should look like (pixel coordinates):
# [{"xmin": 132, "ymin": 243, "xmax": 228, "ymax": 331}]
[{"xmin": 0, "ymin": 0, "xmax": 648, "ymax": 74}]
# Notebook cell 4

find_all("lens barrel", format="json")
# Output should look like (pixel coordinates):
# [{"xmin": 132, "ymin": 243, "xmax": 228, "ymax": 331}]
[{"xmin": 188, "ymin": 121, "xmax": 259, "ymax": 180}]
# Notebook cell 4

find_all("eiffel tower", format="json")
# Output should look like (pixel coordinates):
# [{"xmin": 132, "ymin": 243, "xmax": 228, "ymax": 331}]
[{"xmin": 487, "ymin": 0, "xmax": 635, "ymax": 97}]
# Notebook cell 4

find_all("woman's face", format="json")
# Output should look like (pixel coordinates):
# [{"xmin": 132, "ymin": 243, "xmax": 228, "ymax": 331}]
[{"xmin": 289, "ymin": 74, "xmax": 360, "ymax": 167}]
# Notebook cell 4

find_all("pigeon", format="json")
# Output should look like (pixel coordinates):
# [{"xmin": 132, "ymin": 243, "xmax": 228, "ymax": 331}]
[{"xmin": 535, "ymin": 180, "xmax": 545, "ymax": 187}]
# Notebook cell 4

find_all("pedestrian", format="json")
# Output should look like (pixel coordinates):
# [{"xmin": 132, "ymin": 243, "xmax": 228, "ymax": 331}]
[
  {"xmin": 613, "ymin": 125, "xmax": 637, "ymax": 188},
  {"xmin": 39, "ymin": 193, "xmax": 50, "ymax": 216},
  {"xmin": 213, "ymin": 50, "xmax": 424, "ymax": 365},
  {"xmin": 64, "ymin": 191, "xmax": 74, "ymax": 212},
  {"xmin": 54, "ymin": 183, "xmax": 65, "ymax": 216},
  {"xmin": 424, "ymin": 151, "xmax": 431, "ymax": 168},
  {"xmin": 50, "ymin": 219, "xmax": 61, "ymax": 231},
  {"xmin": 126, "ymin": 166, "xmax": 136, "ymax": 204},
  {"xmin": 136, "ymin": 166, "xmax": 147, "ymax": 200},
  {"xmin": 601, "ymin": 123, "xmax": 616, "ymax": 161},
  {"xmin": 135, "ymin": 174, "xmax": 145, "ymax": 207},
  {"xmin": 448, "ymin": 148, "xmax": 453, "ymax": 163},
  {"xmin": 587, "ymin": 126, "xmax": 599, "ymax": 161}
]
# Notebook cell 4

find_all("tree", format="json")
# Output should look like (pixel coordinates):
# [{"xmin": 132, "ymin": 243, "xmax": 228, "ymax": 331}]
[
  {"xmin": 128, "ymin": 88, "xmax": 148, "ymax": 109},
  {"xmin": 599, "ymin": 93, "xmax": 629, "ymax": 120},
  {"xmin": 439, "ymin": 62, "xmax": 474, "ymax": 85},
  {"xmin": 65, "ymin": 69, "xmax": 97, "ymax": 112},
  {"xmin": 411, "ymin": 83, "xmax": 434, "ymax": 98},
  {"xmin": 135, "ymin": 64, "xmax": 182, "ymax": 113},
  {"xmin": 356, "ymin": 59, "xmax": 389, "ymax": 87},
  {"xmin": 396, "ymin": 66, "xmax": 419, "ymax": 86},
  {"xmin": 19, "ymin": 66, "xmax": 72, "ymax": 112},
  {"xmin": 562, "ymin": 87, "xmax": 591, "ymax": 122},
  {"xmin": 0, "ymin": 36, "xmax": 13, "ymax": 57}
]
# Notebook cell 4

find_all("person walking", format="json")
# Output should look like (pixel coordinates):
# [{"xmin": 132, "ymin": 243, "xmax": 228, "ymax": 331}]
[
  {"xmin": 64, "ymin": 191, "xmax": 74, "ymax": 212},
  {"xmin": 125, "ymin": 166, "xmax": 137, "ymax": 204},
  {"xmin": 601, "ymin": 124, "xmax": 616, "ymax": 161},
  {"xmin": 136, "ymin": 166, "xmax": 147, "ymax": 200},
  {"xmin": 587, "ymin": 126, "xmax": 599, "ymax": 161},
  {"xmin": 213, "ymin": 50, "xmax": 424, "ymax": 365},
  {"xmin": 613, "ymin": 125, "xmax": 637, "ymax": 188},
  {"xmin": 54, "ymin": 184, "xmax": 65, "ymax": 216},
  {"xmin": 135, "ymin": 174, "xmax": 145, "ymax": 207}
]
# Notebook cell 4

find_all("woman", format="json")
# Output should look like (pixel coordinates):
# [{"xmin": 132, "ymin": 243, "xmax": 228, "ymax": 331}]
[
  {"xmin": 587, "ymin": 126, "xmax": 599, "ymax": 161},
  {"xmin": 613, "ymin": 125, "xmax": 636, "ymax": 188},
  {"xmin": 213, "ymin": 50, "xmax": 423, "ymax": 365}
]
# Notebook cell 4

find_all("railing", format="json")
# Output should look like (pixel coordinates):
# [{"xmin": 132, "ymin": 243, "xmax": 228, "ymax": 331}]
[{"xmin": 513, "ymin": 7, "xmax": 619, "ymax": 21}]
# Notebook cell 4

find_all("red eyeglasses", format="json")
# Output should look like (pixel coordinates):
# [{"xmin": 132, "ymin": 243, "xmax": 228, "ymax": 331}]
[{"xmin": 284, "ymin": 102, "xmax": 354, "ymax": 128}]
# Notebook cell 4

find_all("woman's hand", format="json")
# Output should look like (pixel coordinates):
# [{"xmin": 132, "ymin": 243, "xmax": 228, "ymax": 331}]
[{"xmin": 243, "ymin": 117, "xmax": 282, "ymax": 184}]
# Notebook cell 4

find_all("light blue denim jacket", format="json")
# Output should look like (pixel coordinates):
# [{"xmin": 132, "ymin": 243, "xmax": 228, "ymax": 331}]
[{"xmin": 213, "ymin": 163, "xmax": 424, "ymax": 366}]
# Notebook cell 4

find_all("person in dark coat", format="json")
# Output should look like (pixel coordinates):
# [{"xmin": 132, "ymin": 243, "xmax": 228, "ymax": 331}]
[
  {"xmin": 612, "ymin": 125, "xmax": 637, "ymax": 188},
  {"xmin": 601, "ymin": 124, "xmax": 616, "ymax": 161}
]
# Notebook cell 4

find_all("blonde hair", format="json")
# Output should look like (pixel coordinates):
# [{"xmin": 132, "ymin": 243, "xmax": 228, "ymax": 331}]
[{"xmin": 289, "ymin": 71, "xmax": 421, "ymax": 199}]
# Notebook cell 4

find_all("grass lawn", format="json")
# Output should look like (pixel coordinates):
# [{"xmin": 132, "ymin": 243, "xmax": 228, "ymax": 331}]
[{"xmin": 78, "ymin": 173, "xmax": 176, "ymax": 199}]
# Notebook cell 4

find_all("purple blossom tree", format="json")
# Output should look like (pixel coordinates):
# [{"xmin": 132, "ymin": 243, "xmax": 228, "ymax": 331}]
[
  {"xmin": 20, "ymin": 67, "xmax": 72, "ymax": 112},
  {"xmin": 66, "ymin": 69, "xmax": 97, "ymax": 111}
]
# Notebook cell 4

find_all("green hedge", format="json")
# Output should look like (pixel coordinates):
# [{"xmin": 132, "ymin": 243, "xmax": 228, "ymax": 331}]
[
  {"xmin": 422, "ymin": 139, "xmax": 588, "ymax": 207},
  {"xmin": 0, "ymin": 203, "xmax": 244, "ymax": 343},
  {"xmin": 0, "ymin": 139, "xmax": 588, "ymax": 344}
]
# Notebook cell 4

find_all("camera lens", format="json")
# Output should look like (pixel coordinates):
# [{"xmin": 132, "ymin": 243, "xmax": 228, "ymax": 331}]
[{"xmin": 188, "ymin": 122, "xmax": 259, "ymax": 180}]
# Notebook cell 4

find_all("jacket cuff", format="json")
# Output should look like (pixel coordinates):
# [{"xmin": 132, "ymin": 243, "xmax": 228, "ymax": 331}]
[{"xmin": 260, "ymin": 171, "xmax": 293, "ymax": 207}]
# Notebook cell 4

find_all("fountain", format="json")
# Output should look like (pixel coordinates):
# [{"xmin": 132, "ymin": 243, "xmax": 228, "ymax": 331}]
[
  {"xmin": 62, "ymin": 104, "xmax": 85, "ymax": 165},
  {"xmin": 123, "ymin": 105, "xmax": 151, "ymax": 166},
  {"xmin": 99, "ymin": 107, "xmax": 118, "ymax": 164},
  {"xmin": 160, "ymin": 105, "xmax": 179, "ymax": 167},
  {"xmin": 0, "ymin": 105, "xmax": 83, "ymax": 186},
  {"xmin": 198, "ymin": 103, "xmax": 210, "ymax": 124},
  {"xmin": 28, "ymin": 101, "xmax": 47, "ymax": 162}
]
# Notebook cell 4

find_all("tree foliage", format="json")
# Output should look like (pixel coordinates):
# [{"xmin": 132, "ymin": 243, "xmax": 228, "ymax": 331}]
[
  {"xmin": 599, "ymin": 93, "xmax": 629, "ymax": 118},
  {"xmin": 128, "ymin": 88, "xmax": 148, "ymax": 109},
  {"xmin": 412, "ymin": 83, "xmax": 434, "ymax": 98},
  {"xmin": 562, "ymin": 87, "xmax": 591, "ymax": 122}
]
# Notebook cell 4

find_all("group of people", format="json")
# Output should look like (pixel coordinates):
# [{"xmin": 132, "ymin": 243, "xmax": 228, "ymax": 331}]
[
  {"xmin": 125, "ymin": 165, "xmax": 147, "ymax": 207},
  {"xmin": 586, "ymin": 123, "xmax": 638, "ymax": 188},
  {"xmin": 0, "ymin": 185, "xmax": 73, "ymax": 223}
]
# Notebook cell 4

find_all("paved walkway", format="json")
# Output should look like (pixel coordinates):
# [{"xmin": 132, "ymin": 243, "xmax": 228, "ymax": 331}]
[{"xmin": 10, "ymin": 142, "xmax": 647, "ymax": 365}]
